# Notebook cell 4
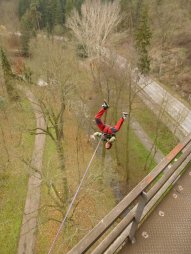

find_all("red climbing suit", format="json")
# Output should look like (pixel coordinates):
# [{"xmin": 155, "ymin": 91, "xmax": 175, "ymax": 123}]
[{"xmin": 95, "ymin": 107, "xmax": 124, "ymax": 135}]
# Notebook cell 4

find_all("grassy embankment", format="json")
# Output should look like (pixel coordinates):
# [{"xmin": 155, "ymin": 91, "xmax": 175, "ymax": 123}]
[
  {"xmin": 134, "ymin": 98, "xmax": 179, "ymax": 154},
  {"xmin": 0, "ymin": 98, "xmax": 35, "ymax": 254}
]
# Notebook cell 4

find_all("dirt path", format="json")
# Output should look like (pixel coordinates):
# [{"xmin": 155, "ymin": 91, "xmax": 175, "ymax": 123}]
[{"xmin": 17, "ymin": 89, "xmax": 46, "ymax": 254}]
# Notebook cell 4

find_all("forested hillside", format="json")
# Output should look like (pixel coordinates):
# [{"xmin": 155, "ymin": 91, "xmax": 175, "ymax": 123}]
[
  {"xmin": 1, "ymin": 0, "xmax": 190, "ymax": 98},
  {"xmin": 0, "ymin": 0, "xmax": 190, "ymax": 253},
  {"xmin": 18, "ymin": 0, "xmax": 83, "ymax": 33},
  {"xmin": 120, "ymin": 0, "xmax": 191, "ymax": 101}
]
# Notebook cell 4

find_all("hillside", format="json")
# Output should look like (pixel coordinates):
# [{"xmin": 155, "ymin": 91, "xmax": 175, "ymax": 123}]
[
  {"xmin": 119, "ymin": 0, "xmax": 191, "ymax": 102},
  {"xmin": 0, "ymin": 0, "xmax": 190, "ymax": 102}
]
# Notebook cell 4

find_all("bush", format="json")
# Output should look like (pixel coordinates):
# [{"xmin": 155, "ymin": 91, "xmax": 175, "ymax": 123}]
[
  {"xmin": 0, "ymin": 96, "xmax": 7, "ymax": 109},
  {"xmin": 77, "ymin": 44, "xmax": 88, "ymax": 58}
]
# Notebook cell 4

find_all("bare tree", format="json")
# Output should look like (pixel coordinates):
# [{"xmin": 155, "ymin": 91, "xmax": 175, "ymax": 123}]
[
  {"xmin": 28, "ymin": 39, "xmax": 77, "ymax": 206},
  {"xmin": 87, "ymin": 41, "xmax": 156, "ymax": 184},
  {"xmin": 66, "ymin": 0, "xmax": 124, "ymax": 57}
]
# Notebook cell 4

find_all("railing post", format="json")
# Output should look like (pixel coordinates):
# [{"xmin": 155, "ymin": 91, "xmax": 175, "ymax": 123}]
[{"xmin": 129, "ymin": 191, "xmax": 148, "ymax": 244}]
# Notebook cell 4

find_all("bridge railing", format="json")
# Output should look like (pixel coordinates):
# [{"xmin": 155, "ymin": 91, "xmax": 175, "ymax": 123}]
[{"xmin": 67, "ymin": 133, "xmax": 191, "ymax": 254}]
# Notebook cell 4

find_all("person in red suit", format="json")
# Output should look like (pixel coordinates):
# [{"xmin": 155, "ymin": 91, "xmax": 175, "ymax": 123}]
[{"xmin": 90, "ymin": 101, "xmax": 128, "ymax": 149}]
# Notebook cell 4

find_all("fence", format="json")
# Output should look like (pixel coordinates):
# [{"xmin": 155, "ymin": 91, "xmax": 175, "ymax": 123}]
[{"xmin": 67, "ymin": 133, "xmax": 191, "ymax": 254}]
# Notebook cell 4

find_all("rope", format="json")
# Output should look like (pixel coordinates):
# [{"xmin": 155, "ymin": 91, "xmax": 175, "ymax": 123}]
[{"xmin": 48, "ymin": 136, "xmax": 102, "ymax": 254}]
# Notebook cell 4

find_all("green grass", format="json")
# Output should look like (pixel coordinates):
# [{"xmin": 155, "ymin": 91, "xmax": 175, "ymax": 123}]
[
  {"xmin": 0, "ymin": 173, "xmax": 28, "ymax": 254},
  {"xmin": 35, "ymin": 137, "xmax": 56, "ymax": 253},
  {"xmin": 115, "ymin": 127, "xmax": 157, "ymax": 189},
  {"xmin": 129, "ymin": 129, "xmax": 156, "ymax": 171},
  {"xmin": 133, "ymin": 99, "xmax": 179, "ymax": 155},
  {"xmin": 0, "ymin": 100, "xmax": 35, "ymax": 254}
]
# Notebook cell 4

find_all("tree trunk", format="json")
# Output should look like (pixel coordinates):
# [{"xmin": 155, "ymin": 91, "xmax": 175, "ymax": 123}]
[
  {"xmin": 56, "ymin": 140, "xmax": 68, "ymax": 203},
  {"xmin": 125, "ymin": 117, "xmax": 130, "ymax": 184}
]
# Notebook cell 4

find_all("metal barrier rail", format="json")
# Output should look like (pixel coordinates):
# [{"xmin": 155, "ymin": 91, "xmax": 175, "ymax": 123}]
[{"xmin": 67, "ymin": 133, "xmax": 191, "ymax": 254}]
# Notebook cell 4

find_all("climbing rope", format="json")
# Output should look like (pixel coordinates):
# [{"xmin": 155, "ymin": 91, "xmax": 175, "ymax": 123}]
[{"xmin": 48, "ymin": 136, "xmax": 102, "ymax": 254}]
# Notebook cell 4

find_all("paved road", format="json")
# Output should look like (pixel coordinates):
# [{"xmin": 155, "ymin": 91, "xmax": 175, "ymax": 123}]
[
  {"xmin": 137, "ymin": 75, "xmax": 191, "ymax": 135},
  {"xmin": 17, "ymin": 89, "xmax": 46, "ymax": 254},
  {"xmin": 118, "ymin": 165, "xmax": 191, "ymax": 254}
]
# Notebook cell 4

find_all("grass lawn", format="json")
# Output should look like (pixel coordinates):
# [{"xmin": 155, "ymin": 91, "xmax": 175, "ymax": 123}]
[
  {"xmin": 114, "ymin": 126, "xmax": 157, "ymax": 192},
  {"xmin": 133, "ymin": 98, "xmax": 179, "ymax": 155},
  {"xmin": 0, "ymin": 170, "xmax": 28, "ymax": 253},
  {"xmin": 0, "ymin": 99, "xmax": 35, "ymax": 254}
]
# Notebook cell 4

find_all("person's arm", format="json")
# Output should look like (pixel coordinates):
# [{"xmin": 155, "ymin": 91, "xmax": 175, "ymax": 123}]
[
  {"xmin": 90, "ymin": 132, "xmax": 102, "ymax": 140},
  {"xmin": 108, "ymin": 136, "xmax": 116, "ymax": 143}
]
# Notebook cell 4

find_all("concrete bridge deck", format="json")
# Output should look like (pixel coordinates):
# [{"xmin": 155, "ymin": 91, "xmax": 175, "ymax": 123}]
[{"xmin": 119, "ymin": 167, "xmax": 191, "ymax": 254}]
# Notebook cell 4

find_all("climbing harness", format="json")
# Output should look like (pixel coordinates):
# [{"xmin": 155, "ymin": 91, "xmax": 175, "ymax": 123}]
[{"xmin": 48, "ymin": 136, "xmax": 102, "ymax": 254}]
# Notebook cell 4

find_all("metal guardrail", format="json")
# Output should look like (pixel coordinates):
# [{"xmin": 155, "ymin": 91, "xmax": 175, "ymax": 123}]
[{"xmin": 67, "ymin": 133, "xmax": 191, "ymax": 254}]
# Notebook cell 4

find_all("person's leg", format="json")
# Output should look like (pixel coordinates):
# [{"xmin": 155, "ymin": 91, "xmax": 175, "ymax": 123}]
[
  {"xmin": 111, "ymin": 117, "xmax": 124, "ymax": 133},
  {"xmin": 95, "ymin": 107, "xmax": 106, "ymax": 131}
]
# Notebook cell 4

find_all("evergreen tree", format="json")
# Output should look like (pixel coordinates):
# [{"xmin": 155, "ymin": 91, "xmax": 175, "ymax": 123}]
[
  {"xmin": 30, "ymin": 0, "xmax": 42, "ymax": 29},
  {"xmin": 74, "ymin": 0, "xmax": 84, "ymax": 11},
  {"xmin": 19, "ymin": 0, "xmax": 41, "ymax": 56},
  {"xmin": 20, "ymin": 11, "xmax": 33, "ymax": 57},
  {"xmin": 37, "ymin": 0, "xmax": 47, "ymax": 28},
  {"xmin": 55, "ymin": 0, "xmax": 64, "ymax": 25},
  {"xmin": 65, "ymin": 0, "xmax": 83, "ymax": 15},
  {"xmin": 135, "ymin": 6, "xmax": 152, "ymax": 74},
  {"xmin": 0, "ymin": 49, "xmax": 13, "ymax": 77},
  {"xmin": 18, "ymin": 0, "xmax": 31, "ymax": 19},
  {"xmin": 18, "ymin": 0, "xmax": 83, "ymax": 33},
  {"xmin": 46, "ymin": 0, "xmax": 56, "ymax": 34},
  {"xmin": 21, "ymin": 31, "xmax": 30, "ymax": 57},
  {"xmin": 0, "ymin": 49, "xmax": 20, "ymax": 101},
  {"xmin": 135, "ymin": 0, "xmax": 144, "ymax": 26}
]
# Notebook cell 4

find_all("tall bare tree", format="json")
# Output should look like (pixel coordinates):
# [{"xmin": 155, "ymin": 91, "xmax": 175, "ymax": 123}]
[
  {"xmin": 29, "ymin": 39, "xmax": 77, "ymax": 206},
  {"xmin": 66, "ymin": 0, "xmax": 124, "ymax": 57}
]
